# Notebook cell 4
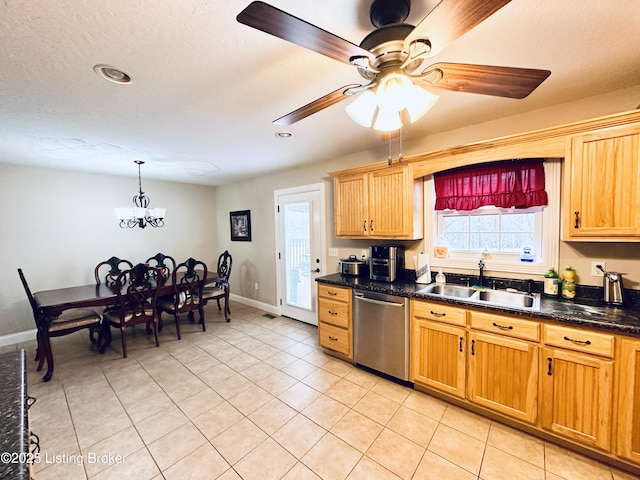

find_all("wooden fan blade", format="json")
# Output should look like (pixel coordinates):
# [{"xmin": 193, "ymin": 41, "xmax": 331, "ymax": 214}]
[
  {"xmin": 421, "ymin": 63, "xmax": 551, "ymax": 99},
  {"xmin": 273, "ymin": 84, "xmax": 361, "ymax": 126},
  {"xmin": 237, "ymin": 2, "xmax": 374, "ymax": 66},
  {"xmin": 404, "ymin": 0, "xmax": 512, "ymax": 57}
]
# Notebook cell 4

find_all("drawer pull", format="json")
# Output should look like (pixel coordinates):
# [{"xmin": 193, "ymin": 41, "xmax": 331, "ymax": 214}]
[
  {"xmin": 471, "ymin": 339, "xmax": 475, "ymax": 356},
  {"xmin": 574, "ymin": 211, "xmax": 580, "ymax": 229},
  {"xmin": 430, "ymin": 310, "xmax": 446, "ymax": 317},
  {"xmin": 328, "ymin": 310, "xmax": 338, "ymax": 315},
  {"xmin": 328, "ymin": 336, "xmax": 338, "ymax": 341},
  {"xmin": 563, "ymin": 335, "xmax": 591, "ymax": 345},
  {"xmin": 547, "ymin": 357, "xmax": 553, "ymax": 376},
  {"xmin": 459, "ymin": 336, "xmax": 463, "ymax": 353},
  {"xmin": 327, "ymin": 291, "xmax": 338, "ymax": 296},
  {"xmin": 492, "ymin": 322, "xmax": 513, "ymax": 330}
]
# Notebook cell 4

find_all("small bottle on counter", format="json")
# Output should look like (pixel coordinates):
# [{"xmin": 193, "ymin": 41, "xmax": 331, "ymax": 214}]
[
  {"xmin": 543, "ymin": 267, "xmax": 559, "ymax": 297},
  {"xmin": 435, "ymin": 268, "xmax": 446, "ymax": 286},
  {"xmin": 561, "ymin": 266, "xmax": 577, "ymax": 299}
]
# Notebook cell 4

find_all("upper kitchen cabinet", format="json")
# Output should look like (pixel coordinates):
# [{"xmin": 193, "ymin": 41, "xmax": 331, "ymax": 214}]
[
  {"xmin": 332, "ymin": 163, "xmax": 424, "ymax": 239},
  {"xmin": 563, "ymin": 124, "xmax": 640, "ymax": 241}
]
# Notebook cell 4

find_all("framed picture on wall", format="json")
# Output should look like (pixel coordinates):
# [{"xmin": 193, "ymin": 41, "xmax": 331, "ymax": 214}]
[{"xmin": 230, "ymin": 210, "xmax": 252, "ymax": 241}]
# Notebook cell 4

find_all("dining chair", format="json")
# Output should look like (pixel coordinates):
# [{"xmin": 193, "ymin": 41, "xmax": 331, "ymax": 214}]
[
  {"xmin": 202, "ymin": 250, "xmax": 232, "ymax": 322},
  {"xmin": 102, "ymin": 263, "xmax": 162, "ymax": 358},
  {"xmin": 17, "ymin": 268, "xmax": 103, "ymax": 379},
  {"xmin": 94, "ymin": 256, "xmax": 134, "ymax": 285},
  {"xmin": 157, "ymin": 257, "xmax": 208, "ymax": 340},
  {"xmin": 145, "ymin": 252, "xmax": 176, "ymax": 282}
]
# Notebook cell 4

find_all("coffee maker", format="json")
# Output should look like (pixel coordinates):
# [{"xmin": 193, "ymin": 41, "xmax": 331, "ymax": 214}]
[{"xmin": 369, "ymin": 246, "xmax": 404, "ymax": 282}]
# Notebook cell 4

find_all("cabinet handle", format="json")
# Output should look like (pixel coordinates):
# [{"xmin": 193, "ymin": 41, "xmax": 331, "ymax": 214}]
[
  {"xmin": 328, "ymin": 310, "xmax": 338, "ymax": 315},
  {"xmin": 370, "ymin": 219, "xmax": 374, "ymax": 232},
  {"xmin": 430, "ymin": 310, "xmax": 446, "ymax": 317},
  {"xmin": 459, "ymin": 336, "xmax": 463, "ymax": 353},
  {"xmin": 327, "ymin": 291, "xmax": 338, "ymax": 296},
  {"xmin": 547, "ymin": 357, "xmax": 553, "ymax": 376},
  {"xmin": 363, "ymin": 219, "xmax": 367, "ymax": 232},
  {"xmin": 328, "ymin": 336, "xmax": 338, "ymax": 341},
  {"xmin": 471, "ymin": 339, "xmax": 475, "ymax": 356},
  {"xmin": 563, "ymin": 335, "xmax": 591, "ymax": 345},
  {"xmin": 492, "ymin": 322, "xmax": 513, "ymax": 330},
  {"xmin": 574, "ymin": 211, "xmax": 580, "ymax": 229}
]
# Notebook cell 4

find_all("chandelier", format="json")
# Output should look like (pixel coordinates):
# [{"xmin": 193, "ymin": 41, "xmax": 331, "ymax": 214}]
[
  {"xmin": 115, "ymin": 161, "xmax": 166, "ymax": 229},
  {"xmin": 345, "ymin": 71, "xmax": 439, "ymax": 131}
]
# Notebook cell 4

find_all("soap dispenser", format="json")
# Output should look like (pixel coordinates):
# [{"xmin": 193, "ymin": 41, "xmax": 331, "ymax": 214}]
[{"xmin": 435, "ymin": 268, "xmax": 446, "ymax": 286}]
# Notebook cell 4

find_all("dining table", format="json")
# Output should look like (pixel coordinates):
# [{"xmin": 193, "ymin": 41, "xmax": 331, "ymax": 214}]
[{"xmin": 32, "ymin": 272, "xmax": 226, "ymax": 382}]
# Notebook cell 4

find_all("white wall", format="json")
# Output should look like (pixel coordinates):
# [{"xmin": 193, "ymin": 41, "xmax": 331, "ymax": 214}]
[{"xmin": 0, "ymin": 163, "xmax": 218, "ymax": 339}]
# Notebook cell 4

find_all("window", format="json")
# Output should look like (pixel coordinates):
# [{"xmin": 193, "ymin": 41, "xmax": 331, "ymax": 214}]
[{"xmin": 425, "ymin": 159, "xmax": 560, "ymax": 275}]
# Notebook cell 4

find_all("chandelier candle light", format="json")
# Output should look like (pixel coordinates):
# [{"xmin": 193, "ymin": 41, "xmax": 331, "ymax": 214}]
[{"xmin": 115, "ymin": 160, "xmax": 166, "ymax": 229}]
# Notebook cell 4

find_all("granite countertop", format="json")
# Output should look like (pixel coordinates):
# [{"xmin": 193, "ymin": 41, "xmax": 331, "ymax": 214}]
[
  {"xmin": 0, "ymin": 350, "xmax": 29, "ymax": 480},
  {"xmin": 317, "ymin": 273, "xmax": 640, "ymax": 336}
]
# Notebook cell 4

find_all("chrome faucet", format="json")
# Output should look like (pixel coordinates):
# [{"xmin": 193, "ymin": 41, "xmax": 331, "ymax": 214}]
[{"xmin": 478, "ymin": 259, "xmax": 485, "ymax": 287}]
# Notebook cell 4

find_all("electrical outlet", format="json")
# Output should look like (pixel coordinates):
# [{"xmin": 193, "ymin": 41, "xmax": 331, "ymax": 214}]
[
  {"xmin": 328, "ymin": 248, "xmax": 339, "ymax": 257},
  {"xmin": 361, "ymin": 250, "xmax": 368, "ymax": 259},
  {"xmin": 254, "ymin": 282, "xmax": 259, "ymax": 290},
  {"xmin": 591, "ymin": 261, "xmax": 606, "ymax": 277}
]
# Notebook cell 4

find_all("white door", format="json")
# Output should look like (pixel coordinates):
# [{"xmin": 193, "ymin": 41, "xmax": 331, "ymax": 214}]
[{"xmin": 275, "ymin": 184, "xmax": 326, "ymax": 325}]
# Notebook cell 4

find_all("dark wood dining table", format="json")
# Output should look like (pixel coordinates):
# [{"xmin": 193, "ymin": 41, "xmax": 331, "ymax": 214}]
[{"xmin": 33, "ymin": 272, "xmax": 227, "ymax": 382}]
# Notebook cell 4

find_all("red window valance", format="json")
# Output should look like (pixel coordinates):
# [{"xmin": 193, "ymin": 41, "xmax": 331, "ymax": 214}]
[{"xmin": 434, "ymin": 159, "xmax": 548, "ymax": 211}]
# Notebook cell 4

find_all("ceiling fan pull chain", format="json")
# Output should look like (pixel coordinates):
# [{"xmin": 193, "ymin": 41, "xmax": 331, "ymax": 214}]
[
  {"xmin": 388, "ymin": 134, "xmax": 393, "ymax": 166},
  {"xmin": 398, "ymin": 127, "xmax": 403, "ymax": 163}
]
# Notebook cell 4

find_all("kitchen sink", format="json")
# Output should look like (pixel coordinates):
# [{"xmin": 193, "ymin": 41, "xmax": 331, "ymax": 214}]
[{"xmin": 417, "ymin": 284, "xmax": 540, "ymax": 310}]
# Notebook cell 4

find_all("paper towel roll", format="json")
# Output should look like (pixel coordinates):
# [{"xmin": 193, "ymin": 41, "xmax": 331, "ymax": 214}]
[{"xmin": 414, "ymin": 253, "xmax": 431, "ymax": 284}]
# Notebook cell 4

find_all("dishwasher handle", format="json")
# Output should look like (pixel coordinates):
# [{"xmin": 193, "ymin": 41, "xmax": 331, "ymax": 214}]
[{"xmin": 354, "ymin": 294, "xmax": 404, "ymax": 307}]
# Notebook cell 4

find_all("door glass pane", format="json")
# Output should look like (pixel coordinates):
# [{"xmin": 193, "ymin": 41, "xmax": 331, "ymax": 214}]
[{"xmin": 284, "ymin": 201, "xmax": 311, "ymax": 310}]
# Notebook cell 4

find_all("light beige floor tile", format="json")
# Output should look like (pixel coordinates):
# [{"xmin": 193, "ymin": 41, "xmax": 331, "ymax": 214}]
[
  {"xmin": 487, "ymin": 421, "xmax": 545, "ymax": 468},
  {"xmin": 427, "ymin": 423, "xmax": 486, "ymax": 476},
  {"xmin": 343, "ymin": 368, "xmax": 380, "ymax": 390},
  {"xmin": 402, "ymin": 390, "xmax": 448, "ymax": 422},
  {"xmin": 353, "ymin": 391, "xmax": 401, "ymax": 425},
  {"xmin": 134, "ymin": 404, "xmax": 189, "ymax": 445},
  {"xmin": 34, "ymin": 458, "xmax": 87, "ymax": 480},
  {"xmin": 177, "ymin": 387, "xmax": 225, "ymax": 419},
  {"xmin": 272, "ymin": 413, "xmax": 327, "ymax": 459},
  {"xmin": 210, "ymin": 417, "xmax": 268, "ymax": 465},
  {"xmin": 262, "ymin": 351, "xmax": 299, "ymax": 369},
  {"xmin": 347, "ymin": 456, "xmax": 403, "ymax": 480},
  {"xmin": 210, "ymin": 372, "xmax": 255, "ymax": 399},
  {"xmin": 198, "ymin": 363, "xmax": 237, "ymax": 387},
  {"xmin": 248, "ymin": 397, "xmax": 297, "ymax": 435},
  {"xmin": 612, "ymin": 467, "xmax": 640, "ymax": 479},
  {"xmin": 162, "ymin": 443, "xmax": 230, "ymax": 480},
  {"xmin": 285, "ymin": 342, "xmax": 317, "ymax": 358},
  {"xmin": 366, "ymin": 428, "xmax": 425, "ymax": 479},
  {"xmin": 147, "ymin": 422, "xmax": 207, "ymax": 471},
  {"xmin": 240, "ymin": 360, "xmax": 278, "ymax": 382},
  {"xmin": 224, "ymin": 351, "xmax": 261, "ymax": 371},
  {"xmin": 256, "ymin": 370, "xmax": 298, "ymax": 395},
  {"xmin": 480, "ymin": 445, "xmax": 545, "ymax": 480},
  {"xmin": 301, "ymin": 395, "xmax": 349, "ymax": 429},
  {"xmin": 278, "ymin": 381, "xmax": 321, "ymax": 411},
  {"xmin": 387, "ymin": 405, "xmax": 438, "ymax": 447},
  {"xmin": 302, "ymin": 433, "xmax": 362, "ymax": 480},
  {"xmin": 544, "ymin": 443, "xmax": 614, "ymax": 480},
  {"xmin": 325, "ymin": 378, "xmax": 368, "ymax": 408},
  {"xmin": 301, "ymin": 368, "xmax": 342, "ymax": 393},
  {"xmin": 191, "ymin": 400, "xmax": 244, "ymax": 440},
  {"xmin": 330, "ymin": 410, "xmax": 384, "ymax": 453},
  {"xmin": 91, "ymin": 446, "xmax": 160, "ymax": 480},
  {"xmin": 372, "ymin": 380, "xmax": 412, "ymax": 404},
  {"xmin": 234, "ymin": 438, "xmax": 297, "ymax": 480},
  {"xmin": 301, "ymin": 349, "xmax": 332, "ymax": 367},
  {"xmin": 228, "ymin": 384, "xmax": 274, "ymax": 415},
  {"xmin": 413, "ymin": 451, "xmax": 477, "ymax": 480},
  {"xmin": 321, "ymin": 358, "xmax": 354, "ymax": 376},
  {"xmin": 440, "ymin": 405, "xmax": 492, "ymax": 442},
  {"xmin": 82, "ymin": 425, "xmax": 144, "ymax": 478},
  {"xmin": 281, "ymin": 358, "xmax": 318, "ymax": 380},
  {"xmin": 281, "ymin": 461, "xmax": 322, "ymax": 480}
]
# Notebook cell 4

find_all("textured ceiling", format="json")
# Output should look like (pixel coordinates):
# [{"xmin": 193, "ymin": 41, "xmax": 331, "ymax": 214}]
[{"xmin": 1, "ymin": 1, "xmax": 639, "ymax": 186}]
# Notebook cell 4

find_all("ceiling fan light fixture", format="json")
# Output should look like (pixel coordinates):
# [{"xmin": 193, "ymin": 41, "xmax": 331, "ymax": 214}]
[
  {"xmin": 373, "ymin": 106, "xmax": 402, "ymax": 131},
  {"xmin": 405, "ymin": 84, "xmax": 439, "ymax": 122},
  {"xmin": 345, "ymin": 90, "xmax": 378, "ymax": 127}
]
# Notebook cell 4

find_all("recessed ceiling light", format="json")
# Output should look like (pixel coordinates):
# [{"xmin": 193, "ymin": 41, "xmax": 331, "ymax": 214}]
[
  {"xmin": 93, "ymin": 64, "xmax": 132, "ymax": 84},
  {"xmin": 275, "ymin": 131, "xmax": 293, "ymax": 138}
]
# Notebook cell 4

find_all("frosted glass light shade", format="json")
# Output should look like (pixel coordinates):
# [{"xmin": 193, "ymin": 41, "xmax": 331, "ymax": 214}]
[
  {"xmin": 153, "ymin": 207, "xmax": 166, "ymax": 219},
  {"xmin": 133, "ymin": 207, "xmax": 147, "ymax": 219},
  {"xmin": 345, "ymin": 90, "xmax": 377, "ymax": 127},
  {"xmin": 115, "ymin": 208, "xmax": 133, "ymax": 220},
  {"xmin": 373, "ymin": 107, "xmax": 402, "ymax": 131},
  {"xmin": 406, "ymin": 85, "xmax": 439, "ymax": 122}
]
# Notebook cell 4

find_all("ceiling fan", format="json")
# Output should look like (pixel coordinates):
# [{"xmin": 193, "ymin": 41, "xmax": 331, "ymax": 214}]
[{"xmin": 237, "ymin": 0, "xmax": 551, "ymax": 130}]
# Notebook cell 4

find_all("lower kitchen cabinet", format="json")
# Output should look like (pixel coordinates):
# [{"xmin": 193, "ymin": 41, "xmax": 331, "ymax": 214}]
[
  {"xmin": 317, "ymin": 284, "xmax": 352, "ymax": 359},
  {"xmin": 617, "ymin": 338, "xmax": 640, "ymax": 462},
  {"xmin": 468, "ymin": 331, "xmax": 539, "ymax": 424}
]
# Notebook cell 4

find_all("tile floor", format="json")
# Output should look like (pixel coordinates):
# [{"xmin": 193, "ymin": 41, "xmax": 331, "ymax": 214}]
[{"xmin": 5, "ymin": 301, "xmax": 639, "ymax": 479}]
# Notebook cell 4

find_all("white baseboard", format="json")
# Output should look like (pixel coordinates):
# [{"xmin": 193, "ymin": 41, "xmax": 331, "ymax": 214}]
[
  {"xmin": 0, "ymin": 329, "xmax": 37, "ymax": 348},
  {"xmin": 229, "ymin": 293, "xmax": 279, "ymax": 316}
]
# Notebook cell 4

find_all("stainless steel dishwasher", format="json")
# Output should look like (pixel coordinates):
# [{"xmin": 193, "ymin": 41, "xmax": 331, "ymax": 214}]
[{"xmin": 353, "ymin": 289, "xmax": 410, "ymax": 382}]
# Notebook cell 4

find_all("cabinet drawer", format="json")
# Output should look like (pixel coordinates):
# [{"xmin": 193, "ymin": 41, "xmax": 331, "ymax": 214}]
[
  {"xmin": 318, "ymin": 298, "xmax": 350, "ymax": 328},
  {"xmin": 544, "ymin": 324, "xmax": 615, "ymax": 358},
  {"xmin": 469, "ymin": 310, "xmax": 540, "ymax": 342},
  {"xmin": 411, "ymin": 299, "xmax": 467, "ymax": 326},
  {"xmin": 318, "ymin": 323, "xmax": 350, "ymax": 356},
  {"xmin": 318, "ymin": 284, "xmax": 351, "ymax": 303}
]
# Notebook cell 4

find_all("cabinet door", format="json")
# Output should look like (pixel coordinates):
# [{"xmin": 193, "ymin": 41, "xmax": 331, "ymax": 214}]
[
  {"xmin": 411, "ymin": 317, "xmax": 466, "ymax": 398},
  {"xmin": 468, "ymin": 331, "xmax": 538, "ymax": 423},
  {"xmin": 368, "ymin": 166, "xmax": 409, "ymax": 237},
  {"xmin": 617, "ymin": 339, "xmax": 640, "ymax": 463},
  {"xmin": 565, "ymin": 124, "xmax": 640, "ymax": 239},
  {"xmin": 541, "ymin": 347, "xmax": 613, "ymax": 450},
  {"xmin": 334, "ymin": 173, "xmax": 369, "ymax": 237}
]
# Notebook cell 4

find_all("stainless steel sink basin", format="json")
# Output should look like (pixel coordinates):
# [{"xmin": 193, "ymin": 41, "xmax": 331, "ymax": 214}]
[{"xmin": 416, "ymin": 284, "xmax": 475, "ymax": 298}]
